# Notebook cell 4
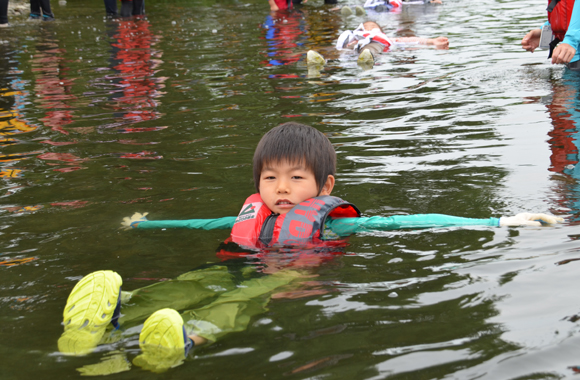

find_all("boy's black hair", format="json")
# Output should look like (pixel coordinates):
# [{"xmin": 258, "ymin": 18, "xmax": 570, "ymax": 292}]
[{"xmin": 253, "ymin": 122, "xmax": 336, "ymax": 194}]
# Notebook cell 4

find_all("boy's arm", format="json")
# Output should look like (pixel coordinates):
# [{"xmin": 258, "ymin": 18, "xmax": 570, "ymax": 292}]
[
  {"xmin": 122, "ymin": 212, "xmax": 237, "ymax": 230},
  {"xmin": 522, "ymin": 28, "xmax": 543, "ymax": 52},
  {"xmin": 326, "ymin": 213, "xmax": 563, "ymax": 236},
  {"xmin": 391, "ymin": 36, "xmax": 449, "ymax": 48},
  {"xmin": 554, "ymin": 0, "xmax": 580, "ymax": 64}
]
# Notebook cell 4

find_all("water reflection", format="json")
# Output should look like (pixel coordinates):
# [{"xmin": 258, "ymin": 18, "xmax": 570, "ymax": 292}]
[
  {"xmin": 262, "ymin": 10, "xmax": 307, "ymax": 68},
  {"xmin": 97, "ymin": 18, "xmax": 165, "ymax": 130},
  {"xmin": 0, "ymin": 0, "xmax": 578, "ymax": 378},
  {"xmin": 547, "ymin": 70, "xmax": 580, "ymax": 222},
  {"xmin": 0, "ymin": 40, "xmax": 38, "ymax": 168},
  {"xmin": 31, "ymin": 28, "xmax": 75, "ymax": 135}
]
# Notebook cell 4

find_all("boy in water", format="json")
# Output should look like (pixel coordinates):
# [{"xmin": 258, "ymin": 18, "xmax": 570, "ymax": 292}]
[
  {"xmin": 307, "ymin": 21, "xmax": 448, "ymax": 70},
  {"xmin": 58, "ymin": 123, "xmax": 562, "ymax": 373}
]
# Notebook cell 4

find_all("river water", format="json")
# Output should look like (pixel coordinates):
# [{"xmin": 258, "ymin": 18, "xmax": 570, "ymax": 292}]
[{"xmin": 1, "ymin": 0, "xmax": 580, "ymax": 378}]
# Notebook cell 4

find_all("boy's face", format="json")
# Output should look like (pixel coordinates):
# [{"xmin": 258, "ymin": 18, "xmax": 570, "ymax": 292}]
[
  {"xmin": 364, "ymin": 22, "xmax": 381, "ymax": 31},
  {"xmin": 259, "ymin": 160, "xmax": 334, "ymax": 215}
]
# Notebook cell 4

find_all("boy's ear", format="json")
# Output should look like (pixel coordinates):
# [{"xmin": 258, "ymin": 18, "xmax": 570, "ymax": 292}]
[{"xmin": 319, "ymin": 175, "xmax": 335, "ymax": 196}]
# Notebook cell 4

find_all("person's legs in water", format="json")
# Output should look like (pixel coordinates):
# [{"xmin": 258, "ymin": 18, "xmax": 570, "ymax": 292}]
[
  {"xmin": 29, "ymin": 0, "xmax": 54, "ymax": 20},
  {"xmin": 58, "ymin": 265, "xmax": 245, "ymax": 352},
  {"xmin": 132, "ymin": 0, "xmax": 144, "ymax": 15},
  {"xmin": 58, "ymin": 265, "xmax": 301, "ymax": 372},
  {"xmin": 120, "ymin": 0, "xmax": 132, "ymax": 17},
  {"xmin": 29, "ymin": 0, "xmax": 41, "ymax": 19},
  {"xmin": 358, "ymin": 42, "xmax": 383, "ymax": 69},
  {"xmin": 57, "ymin": 267, "xmax": 232, "ymax": 356},
  {"xmin": 103, "ymin": 0, "xmax": 118, "ymax": 17},
  {"xmin": 38, "ymin": 0, "xmax": 54, "ymax": 19},
  {"xmin": 119, "ymin": 266, "xmax": 236, "ymax": 324},
  {"xmin": 120, "ymin": 0, "xmax": 144, "ymax": 17},
  {"xmin": 0, "ymin": 0, "xmax": 9, "ymax": 26},
  {"xmin": 133, "ymin": 269, "xmax": 301, "ymax": 371}
]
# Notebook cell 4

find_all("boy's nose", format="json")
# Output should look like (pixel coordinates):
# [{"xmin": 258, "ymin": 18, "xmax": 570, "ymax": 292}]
[{"xmin": 276, "ymin": 181, "xmax": 289, "ymax": 193}]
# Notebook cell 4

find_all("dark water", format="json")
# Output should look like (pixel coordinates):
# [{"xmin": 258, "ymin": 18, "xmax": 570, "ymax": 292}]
[{"xmin": 1, "ymin": 0, "xmax": 580, "ymax": 378}]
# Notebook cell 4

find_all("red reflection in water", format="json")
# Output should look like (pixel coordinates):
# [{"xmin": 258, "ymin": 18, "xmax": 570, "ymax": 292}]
[
  {"xmin": 52, "ymin": 167, "xmax": 85, "ymax": 173},
  {"xmin": 547, "ymin": 86, "xmax": 578, "ymax": 173},
  {"xmin": 31, "ymin": 37, "xmax": 76, "ymax": 134},
  {"xmin": 119, "ymin": 151, "xmax": 162, "ymax": 159},
  {"xmin": 107, "ymin": 19, "xmax": 166, "ymax": 127},
  {"xmin": 545, "ymin": 73, "xmax": 580, "ymax": 222},
  {"xmin": 261, "ymin": 11, "xmax": 307, "ymax": 67},
  {"xmin": 37, "ymin": 152, "xmax": 86, "ymax": 162},
  {"xmin": 50, "ymin": 200, "xmax": 89, "ymax": 208},
  {"xmin": 117, "ymin": 126, "xmax": 168, "ymax": 133},
  {"xmin": 2, "ymin": 199, "xmax": 90, "ymax": 214}
]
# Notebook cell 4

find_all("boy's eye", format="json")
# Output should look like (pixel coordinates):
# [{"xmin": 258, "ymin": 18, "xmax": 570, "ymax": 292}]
[
  {"xmin": 264, "ymin": 176, "xmax": 275, "ymax": 180},
  {"xmin": 292, "ymin": 176, "xmax": 303, "ymax": 180}
]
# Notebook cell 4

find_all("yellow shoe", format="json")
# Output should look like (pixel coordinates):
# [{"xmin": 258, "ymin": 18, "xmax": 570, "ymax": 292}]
[
  {"xmin": 58, "ymin": 270, "xmax": 122, "ymax": 356},
  {"xmin": 358, "ymin": 49, "xmax": 375, "ymax": 70},
  {"xmin": 355, "ymin": 5, "xmax": 366, "ymax": 15},
  {"xmin": 341, "ymin": 6, "xmax": 353, "ymax": 15},
  {"xmin": 306, "ymin": 50, "xmax": 326, "ymax": 66},
  {"xmin": 133, "ymin": 309, "xmax": 193, "ymax": 373}
]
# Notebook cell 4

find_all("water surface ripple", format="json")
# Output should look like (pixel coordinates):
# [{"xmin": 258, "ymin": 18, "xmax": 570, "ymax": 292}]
[{"xmin": 1, "ymin": 0, "xmax": 579, "ymax": 378}]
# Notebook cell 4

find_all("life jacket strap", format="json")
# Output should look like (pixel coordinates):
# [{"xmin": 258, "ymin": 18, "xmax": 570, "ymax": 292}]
[
  {"xmin": 547, "ymin": 0, "xmax": 561, "ymax": 12},
  {"xmin": 548, "ymin": 37, "xmax": 561, "ymax": 58},
  {"xmin": 259, "ymin": 213, "xmax": 279, "ymax": 246}
]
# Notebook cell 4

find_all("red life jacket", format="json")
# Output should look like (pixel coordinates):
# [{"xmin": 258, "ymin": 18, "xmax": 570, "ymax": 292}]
[
  {"xmin": 548, "ymin": 0, "xmax": 575, "ymax": 40},
  {"xmin": 230, "ymin": 193, "xmax": 360, "ymax": 249},
  {"xmin": 361, "ymin": 31, "xmax": 392, "ymax": 51}
]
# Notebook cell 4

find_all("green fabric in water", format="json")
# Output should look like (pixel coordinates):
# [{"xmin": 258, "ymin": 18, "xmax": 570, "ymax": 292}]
[
  {"xmin": 119, "ymin": 265, "xmax": 301, "ymax": 343},
  {"xmin": 182, "ymin": 270, "xmax": 301, "ymax": 342}
]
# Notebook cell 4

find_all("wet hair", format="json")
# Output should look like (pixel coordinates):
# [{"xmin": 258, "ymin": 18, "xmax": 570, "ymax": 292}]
[
  {"xmin": 363, "ymin": 21, "xmax": 383, "ymax": 32},
  {"xmin": 253, "ymin": 122, "xmax": 336, "ymax": 194}
]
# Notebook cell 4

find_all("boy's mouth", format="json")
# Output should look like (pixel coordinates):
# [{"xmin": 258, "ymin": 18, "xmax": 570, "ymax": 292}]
[{"xmin": 275, "ymin": 199, "xmax": 294, "ymax": 207}]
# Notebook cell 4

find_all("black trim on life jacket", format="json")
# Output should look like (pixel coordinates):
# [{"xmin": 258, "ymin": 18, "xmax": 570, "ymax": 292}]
[
  {"xmin": 259, "ymin": 213, "xmax": 279, "ymax": 246},
  {"xmin": 548, "ymin": 37, "xmax": 562, "ymax": 58},
  {"xmin": 547, "ymin": 0, "xmax": 561, "ymax": 12}
]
